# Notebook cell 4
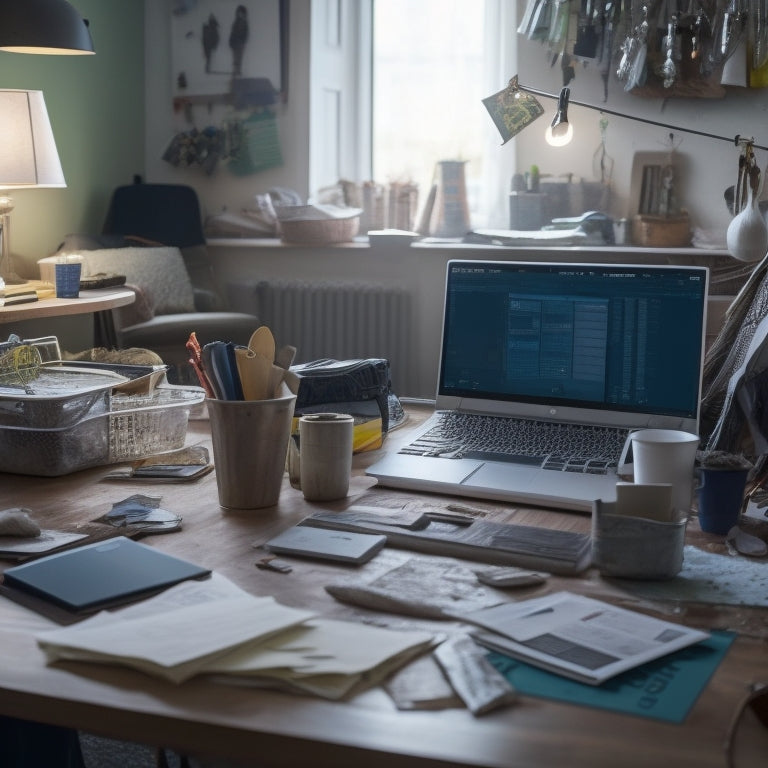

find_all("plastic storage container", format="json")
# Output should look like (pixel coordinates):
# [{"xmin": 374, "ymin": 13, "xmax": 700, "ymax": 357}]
[{"xmin": 0, "ymin": 382, "xmax": 205, "ymax": 476}]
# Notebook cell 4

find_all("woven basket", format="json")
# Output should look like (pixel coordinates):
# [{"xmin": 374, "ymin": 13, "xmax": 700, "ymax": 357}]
[
  {"xmin": 278, "ymin": 215, "xmax": 360, "ymax": 244},
  {"xmin": 632, "ymin": 213, "xmax": 691, "ymax": 248}
]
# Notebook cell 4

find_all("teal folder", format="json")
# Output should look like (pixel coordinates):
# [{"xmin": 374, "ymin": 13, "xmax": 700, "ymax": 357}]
[{"xmin": 488, "ymin": 630, "xmax": 736, "ymax": 723}]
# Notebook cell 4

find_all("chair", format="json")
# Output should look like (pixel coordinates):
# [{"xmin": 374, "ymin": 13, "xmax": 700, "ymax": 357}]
[{"xmin": 65, "ymin": 181, "xmax": 260, "ymax": 382}]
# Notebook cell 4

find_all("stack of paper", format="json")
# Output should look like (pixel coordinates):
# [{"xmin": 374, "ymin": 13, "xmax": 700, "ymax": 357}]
[
  {"xmin": 463, "ymin": 592, "xmax": 709, "ymax": 685},
  {"xmin": 36, "ymin": 573, "xmax": 435, "ymax": 698}
]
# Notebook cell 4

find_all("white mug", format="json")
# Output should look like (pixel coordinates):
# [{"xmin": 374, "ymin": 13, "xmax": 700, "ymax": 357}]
[{"xmin": 627, "ymin": 429, "xmax": 700, "ymax": 512}]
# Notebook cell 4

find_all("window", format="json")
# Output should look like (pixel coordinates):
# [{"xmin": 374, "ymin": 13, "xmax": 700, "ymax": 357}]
[{"xmin": 310, "ymin": 0, "xmax": 518, "ymax": 230}]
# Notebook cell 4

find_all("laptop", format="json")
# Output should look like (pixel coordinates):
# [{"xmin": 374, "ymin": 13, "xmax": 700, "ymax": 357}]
[{"xmin": 367, "ymin": 260, "xmax": 708, "ymax": 512}]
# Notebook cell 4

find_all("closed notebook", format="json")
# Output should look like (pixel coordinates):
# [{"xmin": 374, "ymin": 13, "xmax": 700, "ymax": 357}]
[
  {"xmin": 266, "ymin": 525, "xmax": 386, "ymax": 564},
  {"xmin": 2, "ymin": 536, "xmax": 211, "ymax": 612}
]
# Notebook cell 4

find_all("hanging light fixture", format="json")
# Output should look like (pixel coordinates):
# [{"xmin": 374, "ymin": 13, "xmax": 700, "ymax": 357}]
[
  {"xmin": 544, "ymin": 87, "xmax": 574, "ymax": 147},
  {"xmin": 0, "ymin": 0, "xmax": 95, "ymax": 55}
]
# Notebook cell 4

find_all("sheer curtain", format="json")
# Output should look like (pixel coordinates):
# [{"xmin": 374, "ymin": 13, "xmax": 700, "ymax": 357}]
[{"xmin": 481, "ymin": 0, "xmax": 519, "ymax": 229}]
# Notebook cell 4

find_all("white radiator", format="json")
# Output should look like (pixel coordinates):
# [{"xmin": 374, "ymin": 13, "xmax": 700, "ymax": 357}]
[{"xmin": 253, "ymin": 280, "xmax": 412, "ymax": 395}]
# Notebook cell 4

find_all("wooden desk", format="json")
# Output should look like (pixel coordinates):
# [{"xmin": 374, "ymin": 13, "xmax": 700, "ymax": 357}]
[
  {"xmin": 0, "ymin": 288, "xmax": 135, "ymax": 323},
  {"xmin": 0, "ymin": 406, "xmax": 765, "ymax": 768}
]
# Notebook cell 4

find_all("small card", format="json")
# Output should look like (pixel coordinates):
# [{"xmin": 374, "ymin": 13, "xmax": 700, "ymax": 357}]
[{"xmin": 265, "ymin": 526, "xmax": 386, "ymax": 565}]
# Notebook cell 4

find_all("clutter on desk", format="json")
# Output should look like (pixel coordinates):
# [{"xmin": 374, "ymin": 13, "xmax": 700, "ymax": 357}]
[
  {"xmin": 192, "ymin": 326, "xmax": 302, "ymax": 509},
  {"xmin": 186, "ymin": 326, "xmax": 297, "ymax": 402},
  {"xmin": 465, "ymin": 592, "xmax": 710, "ymax": 686},
  {"xmin": 591, "ymin": 498, "xmax": 687, "ymax": 580},
  {"xmin": 0, "ymin": 335, "xmax": 205, "ymax": 476},
  {"xmin": 103, "ymin": 445, "xmax": 213, "ymax": 482},
  {"xmin": 34, "ymin": 572, "xmax": 437, "ymax": 700},
  {"xmin": 488, "ymin": 630, "xmax": 736, "ymax": 724},
  {"xmin": 291, "ymin": 358, "xmax": 395, "ymax": 453},
  {"xmin": 433, "ymin": 635, "xmax": 517, "ymax": 716},
  {"xmin": 325, "ymin": 556, "xmax": 515, "ymax": 620},
  {"xmin": 93, "ymin": 494, "xmax": 182, "ymax": 535},
  {"xmin": 305, "ymin": 508, "xmax": 593, "ymax": 575}
]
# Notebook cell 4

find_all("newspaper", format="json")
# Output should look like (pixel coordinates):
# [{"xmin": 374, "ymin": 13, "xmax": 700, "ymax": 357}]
[{"xmin": 463, "ymin": 592, "xmax": 709, "ymax": 685}]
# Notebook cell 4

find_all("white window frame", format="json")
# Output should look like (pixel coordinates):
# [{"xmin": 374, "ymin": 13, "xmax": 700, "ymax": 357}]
[{"xmin": 309, "ymin": 0, "xmax": 518, "ymax": 228}]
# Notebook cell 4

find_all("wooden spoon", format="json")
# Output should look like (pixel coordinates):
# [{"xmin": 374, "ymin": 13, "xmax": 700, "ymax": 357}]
[{"xmin": 248, "ymin": 326, "xmax": 276, "ymax": 363}]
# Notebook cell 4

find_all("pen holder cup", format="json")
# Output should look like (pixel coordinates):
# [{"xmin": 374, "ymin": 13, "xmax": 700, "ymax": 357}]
[
  {"xmin": 591, "ymin": 500, "xmax": 687, "ymax": 580},
  {"xmin": 207, "ymin": 387, "xmax": 296, "ymax": 509}
]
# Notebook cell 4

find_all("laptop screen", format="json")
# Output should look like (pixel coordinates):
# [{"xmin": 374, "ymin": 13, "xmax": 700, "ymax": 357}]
[{"xmin": 439, "ymin": 261, "xmax": 708, "ymax": 420}]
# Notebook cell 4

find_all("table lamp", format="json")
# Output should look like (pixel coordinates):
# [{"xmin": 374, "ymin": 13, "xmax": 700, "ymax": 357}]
[{"xmin": 0, "ymin": 90, "xmax": 66, "ymax": 285}]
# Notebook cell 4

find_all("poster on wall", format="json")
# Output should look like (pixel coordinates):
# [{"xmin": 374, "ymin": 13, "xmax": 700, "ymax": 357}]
[{"xmin": 171, "ymin": 0, "xmax": 286, "ymax": 102}]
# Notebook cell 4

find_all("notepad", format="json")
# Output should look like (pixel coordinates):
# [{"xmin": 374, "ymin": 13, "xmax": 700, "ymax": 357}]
[
  {"xmin": 2, "ymin": 536, "xmax": 211, "ymax": 612},
  {"xmin": 265, "ymin": 526, "xmax": 386, "ymax": 564}
]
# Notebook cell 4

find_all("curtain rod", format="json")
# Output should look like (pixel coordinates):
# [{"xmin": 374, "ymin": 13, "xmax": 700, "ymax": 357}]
[{"xmin": 517, "ymin": 81, "xmax": 768, "ymax": 152}]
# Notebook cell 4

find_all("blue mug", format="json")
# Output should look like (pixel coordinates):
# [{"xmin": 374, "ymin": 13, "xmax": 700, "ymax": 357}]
[{"xmin": 696, "ymin": 467, "xmax": 748, "ymax": 535}]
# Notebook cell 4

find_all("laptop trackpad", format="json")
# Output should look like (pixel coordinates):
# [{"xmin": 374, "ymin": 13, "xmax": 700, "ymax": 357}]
[{"xmin": 462, "ymin": 461, "xmax": 541, "ymax": 491}]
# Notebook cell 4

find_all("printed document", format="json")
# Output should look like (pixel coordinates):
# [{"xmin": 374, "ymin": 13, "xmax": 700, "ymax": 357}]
[{"xmin": 464, "ymin": 592, "xmax": 709, "ymax": 685}]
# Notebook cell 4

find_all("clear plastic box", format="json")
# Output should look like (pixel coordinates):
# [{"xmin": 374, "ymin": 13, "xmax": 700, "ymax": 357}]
[{"xmin": 0, "ymin": 383, "xmax": 205, "ymax": 476}]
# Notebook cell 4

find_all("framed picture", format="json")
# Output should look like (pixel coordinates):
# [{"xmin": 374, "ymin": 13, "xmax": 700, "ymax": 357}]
[{"xmin": 171, "ymin": 0, "xmax": 289, "ymax": 103}]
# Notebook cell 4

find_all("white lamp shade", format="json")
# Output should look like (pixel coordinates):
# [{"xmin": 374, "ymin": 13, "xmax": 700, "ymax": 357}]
[{"xmin": 0, "ymin": 90, "xmax": 66, "ymax": 188}]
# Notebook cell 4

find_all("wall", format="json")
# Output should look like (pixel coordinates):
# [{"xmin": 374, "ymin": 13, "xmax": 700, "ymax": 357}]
[
  {"xmin": 514, "ymin": 35, "xmax": 768, "ymax": 240},
  {"xmin": 3, "ymin": 0, "xmax": 145, "ymax": 278},
  {"xmin": 144, "ymin": 0, "xmax": 311, "ymax": 222},
  {"xmin": 144, "ymin": 1, "xmax": 768, "ymax": 243}
]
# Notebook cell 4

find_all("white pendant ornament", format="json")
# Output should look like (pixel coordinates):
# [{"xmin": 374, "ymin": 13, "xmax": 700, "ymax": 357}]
[{"xmin": 727, "ymin": 166, "xmax": 768, "ymax": 262}]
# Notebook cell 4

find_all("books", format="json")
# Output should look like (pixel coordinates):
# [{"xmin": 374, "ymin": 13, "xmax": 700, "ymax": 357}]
[
  {"xmin": 463, "ymin": 592, "xmax": 709, "ymax": 685},
  {"xmin": 301, "ymin": 511, "xmax": 592, "ymax": 575},
  {"xmin": 2, "ymin": 536, "xmax": 211, "ymax": 613}
]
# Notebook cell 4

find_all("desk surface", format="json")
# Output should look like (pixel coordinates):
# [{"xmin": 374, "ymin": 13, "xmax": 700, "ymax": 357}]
[
  {"xmin": 0, "ymin": 288, "xmax": 134, "ymax": 323},
  {"xmin": 0, "ymin": 405, "xmax": 766, "ymax": 768}
]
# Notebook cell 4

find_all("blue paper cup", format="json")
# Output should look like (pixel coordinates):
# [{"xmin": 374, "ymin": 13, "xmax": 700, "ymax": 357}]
[{"xmin": 54, "ymin": 262, "xmax": 82, "ymax": 298}]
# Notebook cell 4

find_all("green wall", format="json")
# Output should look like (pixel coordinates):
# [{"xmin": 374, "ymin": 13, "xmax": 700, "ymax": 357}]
[{"xmin": 0, "ymin": 0, "xmax": 144, "ymax": 278}]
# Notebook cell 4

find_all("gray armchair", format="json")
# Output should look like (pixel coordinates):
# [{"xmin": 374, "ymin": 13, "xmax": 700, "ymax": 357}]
[{"xmin": 58, "ymin": 181, "xmax": 259, "ymax": 382}]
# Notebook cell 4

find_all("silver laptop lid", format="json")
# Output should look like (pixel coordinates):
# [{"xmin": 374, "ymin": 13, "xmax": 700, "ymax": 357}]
[{"xmin": 436, "ymin": 260, "xmax": 709, "ymax": 434}]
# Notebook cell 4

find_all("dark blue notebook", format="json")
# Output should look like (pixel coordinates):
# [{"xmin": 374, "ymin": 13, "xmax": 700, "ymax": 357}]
[{"xmin": 2, "ymin": 536, "xmax": 210, "ymax": 613}]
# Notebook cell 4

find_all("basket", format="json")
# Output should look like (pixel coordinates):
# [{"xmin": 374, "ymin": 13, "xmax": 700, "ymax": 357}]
[
  {"xmin": 632, "ymin": 213, "xmax": 691, "ymax": 247},
  {"xmin": 0, "ymin": 383, "xmax": 205, "ymax": 476},
  {"xmin": 278, "ymin": 216, "xmax": 360, "ymax": 244},
  {"xmin": 276, "ymin": 205, "xmax": 361, "ymax": 244}
]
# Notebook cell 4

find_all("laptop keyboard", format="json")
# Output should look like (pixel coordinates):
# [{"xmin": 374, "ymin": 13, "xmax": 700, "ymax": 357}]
[{"xmin": 399, "ymin": 412, "xmax": 629, "ymax": 474}]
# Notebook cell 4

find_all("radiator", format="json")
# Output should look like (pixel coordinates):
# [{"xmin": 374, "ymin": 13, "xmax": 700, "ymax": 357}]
[{"xmin": 252, "ymin": 280, "xmax": 412, "ymax": 395}]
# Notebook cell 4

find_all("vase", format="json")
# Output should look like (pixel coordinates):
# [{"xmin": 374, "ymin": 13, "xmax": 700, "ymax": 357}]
[{"xmin": 726, "ymin": 183, "xmax": 768, "ymax": 262}]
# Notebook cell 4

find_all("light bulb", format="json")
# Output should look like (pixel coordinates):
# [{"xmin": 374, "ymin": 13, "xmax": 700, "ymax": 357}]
[
  {"xmin": 545, "ymin": 86, "xmax": 573, "ymax": 147},
  {"xmin": 545, "ymin": 120, "xmax": 574, "ymax": 146}
]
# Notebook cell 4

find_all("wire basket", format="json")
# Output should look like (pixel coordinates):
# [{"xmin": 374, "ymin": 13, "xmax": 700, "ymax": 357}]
[{"xmin": 108, "ymin": 385, "xmax": 205, "ymax": 462}]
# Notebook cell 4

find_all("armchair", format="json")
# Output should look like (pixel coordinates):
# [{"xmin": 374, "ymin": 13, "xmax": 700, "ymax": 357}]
[{"xmin": 55, "ymin": 181, "xmax": 260, "ymax": 382}]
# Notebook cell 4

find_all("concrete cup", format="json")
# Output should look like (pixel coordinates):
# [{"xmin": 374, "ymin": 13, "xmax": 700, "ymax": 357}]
[
  {"xmin": 207, "ymin": 388, "xmax": 296, "ymax": 509},
  {"xmin": 298, "ymin": 412, "xmax": 354, "ymax": 501},
  {"xmin": 629, "ymin": 429, "xmax": 700, "ymax": 512}
]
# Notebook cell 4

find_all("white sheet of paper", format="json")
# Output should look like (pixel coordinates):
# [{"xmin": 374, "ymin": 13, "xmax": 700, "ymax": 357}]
[{"xmin": 36, "ymin": 575, "xmax": 315, "ymax": 683}]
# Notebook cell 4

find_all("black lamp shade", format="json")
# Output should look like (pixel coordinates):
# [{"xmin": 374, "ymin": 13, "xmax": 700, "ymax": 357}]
[{"xmin": 0, "ymin": 0, "xmax": 95, "ymax": 54}]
